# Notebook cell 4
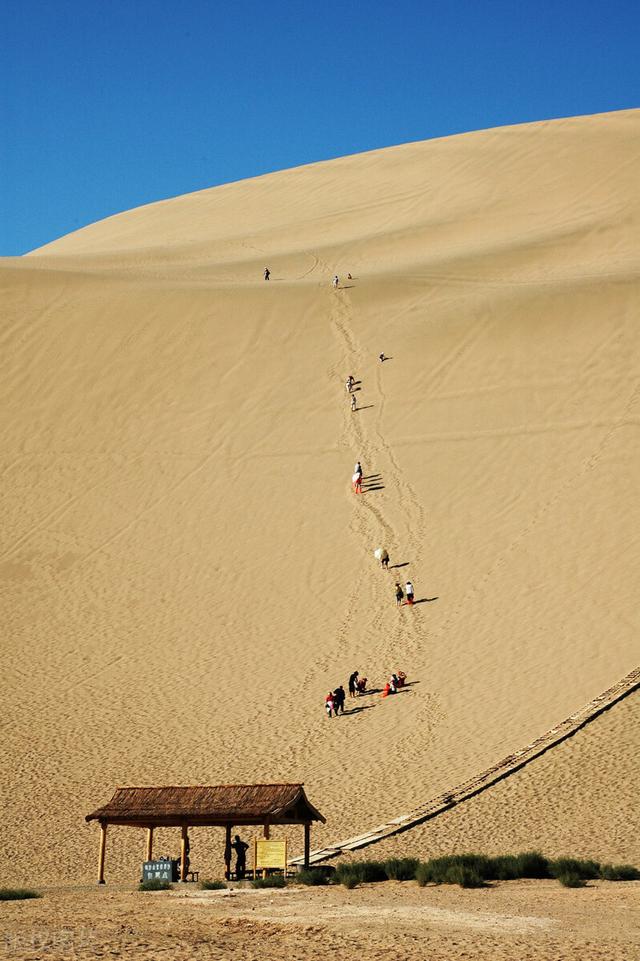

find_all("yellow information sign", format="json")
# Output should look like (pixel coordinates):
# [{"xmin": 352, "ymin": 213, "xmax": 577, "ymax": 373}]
[{"xmin": 254, "ymin": 838, "xmax": 287, "ymax": 870}]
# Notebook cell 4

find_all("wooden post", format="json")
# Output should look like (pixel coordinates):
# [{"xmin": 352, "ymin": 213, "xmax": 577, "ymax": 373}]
[
  {"xmin": 180, "ymin": 825, "xmax": 189, "ymax": 882},
  {"xmin": 97, "ymin": 821, "xmax": 107, "ymax": 885},
  {"xmin": 262, "ymin": 821, "xmax": 270, "ymax": 878},
  {"xmin": 304, "ymin": 823, "xmax": 311, "ymax": 869},
  {"xmin": 145, "ymin": 827, "xmax": 154, "ymax": 862},
  {"xmin": 224, "ymin": 825, "xmax": 232, "ymax": 880}
]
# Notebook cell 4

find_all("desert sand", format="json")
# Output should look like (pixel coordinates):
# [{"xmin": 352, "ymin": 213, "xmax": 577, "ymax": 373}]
[
  {"xmin": 2, "ymin": 879, "xmax": 640, "ymax": 961},
  {"xmin": 1, "ymin": 106, "xmax": 639, "ymax": 938}
]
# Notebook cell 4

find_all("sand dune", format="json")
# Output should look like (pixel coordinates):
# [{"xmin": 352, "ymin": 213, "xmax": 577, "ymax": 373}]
[{"xmin": 1, "ymin": 108, "xmax": 639, "ymax": 887}]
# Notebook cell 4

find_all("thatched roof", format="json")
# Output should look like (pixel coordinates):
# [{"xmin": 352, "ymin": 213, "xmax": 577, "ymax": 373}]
[{"xmin": 86, "ymin": 783, "xmax": 325, "ymax": 827}]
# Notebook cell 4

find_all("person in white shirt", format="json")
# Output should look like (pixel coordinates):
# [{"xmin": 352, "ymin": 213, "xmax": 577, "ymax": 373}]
[
  {"xmin": 333, "ymin": 275, "xmax": 339, "ymax": 288},
  {"xmin": 405, "ymin": 581, "xmax": 415, "ymax": 605}
]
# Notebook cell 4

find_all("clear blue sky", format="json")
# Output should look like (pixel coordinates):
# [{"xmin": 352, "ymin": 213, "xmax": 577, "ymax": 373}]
[{"xmin": 1, "ymin": 0, "xmax": 638, "ymax": 255}]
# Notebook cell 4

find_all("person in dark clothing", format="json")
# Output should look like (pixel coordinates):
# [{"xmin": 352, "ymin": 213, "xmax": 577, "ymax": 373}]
[
  {"xmin": 348, "ymin": 671, "xmax": 359, "ymax": 699},
  {"xmin": 231, "ymin": 835, "xmax": 249, "ymax": 879},
  {"xmin": 333, "ymin": 685, "xmax": 346, "ymax": 714},
  {"xmin": 264, "ymin": 267, "xmax": 270, "ymax": 280}
]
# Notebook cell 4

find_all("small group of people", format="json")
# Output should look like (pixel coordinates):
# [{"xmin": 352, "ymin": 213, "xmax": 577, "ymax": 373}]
[
  {"xmin": 325, "ymin": 684, "xmax": 346, "ymax": 717},
  {"xmin": 395, "ymin": 580, "xmax": 415, "ymax": 606},
  {"xmin": 324, "ymin": 670, "xmax": 406, "ymax": 715},
  {"xmin": 345, "ymin": 373, "xmax": 358, "ymax": 411},
  {"xmin": 348, "ymin": 670, "xmax": 368, "ymax": 697},
  {"xmin": 374, "ymin": 549, "xmax": 416, "ymax": 604},
  {"xmin": 382, "ymin": 671, "xmax": 407, "ymax": 697}
]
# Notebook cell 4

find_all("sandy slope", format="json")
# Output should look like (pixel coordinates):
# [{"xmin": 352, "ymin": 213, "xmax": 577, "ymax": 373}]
[{"xmin": 1, "ymin": 108, "xmax": 639, "ymax": 886}]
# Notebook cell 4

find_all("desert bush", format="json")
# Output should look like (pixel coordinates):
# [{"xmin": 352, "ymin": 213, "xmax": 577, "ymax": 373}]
[
  {"xmin": 296, "ymin": 869, "xmax": 330, "ymax": 886},
  {"xmin": 384, "ymin": 858, "xmax": 419, "ymax": 881},
  {"xmin": 511, "ymin": 851, "xmax": 551, "ymax": 878},
  {"xmin": 415, "ymin": 862, "xmax": 432, "ymax": 887},
  {"xmin": 599, "ymin": 864, "xmax": 640, "ymax": 881},
  {"xmin": 138, "ymin": 879, "xmax": 171, "ymax": 891},
  {"xmin": 414, "ymin": 852, "xmax": 549, "ymax": 887},
  {"xmin": 414, "ymin": 850, "xmax": 634, "ymax": 889},
  {"xmin": 490, "ymin": 855, "xmax": 521, "ymax": 881},
  {"xmin": 251, "ymin": 875, "xmax": 286, "ymax": 889},
  {"xmin": 445, "ymin": 864, "xmax": 485, "ymax": 888},
  {"xmin": 0, "ymin": 888, "xmax": 42, "ymax": 901},
  {"xmin": 550, "ymin": 858, "xmax": 600, "ymax": 881},
  {"xmin": 341, "ymin": 874, "xmax": 358, "ymax": 889},
  {"xmin": 200, "ymin": 880, "xmax": 226, "ymax": 890},
  {"xmin": 335, "ymin": 860, "xmax": 387, "ymax": 886},
  {"xmin": 416, "ymin": 854, "xmax": 495, "ymax": 885},
  {"xmin": 557, "ymin": 871, "xmax": 587, "ymax": 888},
  {"xmin": 356, "ymin": 861, "xmax": 387, "ymax": 883}
]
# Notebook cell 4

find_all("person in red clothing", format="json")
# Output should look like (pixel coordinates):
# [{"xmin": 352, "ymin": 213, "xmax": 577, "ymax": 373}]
[{"xmin": 325, "ymin": 692, "xmax": 335, "ymax": 717}]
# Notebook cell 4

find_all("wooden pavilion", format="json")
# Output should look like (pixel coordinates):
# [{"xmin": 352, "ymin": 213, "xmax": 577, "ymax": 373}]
[{"xmin": 85, "ymin": 783, "xmax": 325, "ymax": 884}]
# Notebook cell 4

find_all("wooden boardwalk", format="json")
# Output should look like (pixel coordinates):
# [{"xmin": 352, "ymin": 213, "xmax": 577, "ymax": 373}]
[{"xmin": 291, "ymin": 666, "xmax": 640, "ymax": 866}]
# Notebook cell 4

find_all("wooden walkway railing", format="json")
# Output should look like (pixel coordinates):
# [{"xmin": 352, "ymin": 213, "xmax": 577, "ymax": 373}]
[{"xmin": 291, "ymin": 666, "xmax": 640, "ymax": 866}]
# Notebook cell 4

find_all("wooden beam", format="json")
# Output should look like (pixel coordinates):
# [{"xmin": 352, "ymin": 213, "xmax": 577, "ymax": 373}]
[
  {"xmin": 263, "ymin": 819, "xmax": 270, "ymax": 840},
  {"xmin": 97, "ymin": 821, "xmax": 107, "ymax": 885},
  {"xmin": 224, "ymin": 825, "xmax": 232, "ymax": 880},
  {"xmin": 180, "ymin": 825, "xmax": 189, "ymax": 882},
  {"xmin": 304, "ymin": 823, "xmax": 311, "ymax": 869},
  {"xmin": 145, "ymin": 827, "xmax": 154, "ymax": 862}
]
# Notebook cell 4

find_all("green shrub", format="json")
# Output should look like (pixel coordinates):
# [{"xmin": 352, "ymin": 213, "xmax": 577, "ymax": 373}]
[
  {"xmin": 335, "ymin": 860, "xmax": 387, "ymax": 886},
  {"xmin": 550, "ymin": 858, "xmax": 600, "ymax": 881},
  {"xmin": 138, "ymin": 879, "xmax": 171, "ymax": 891},
  {"xmin": 251, "ymin": 875, "xmax": 286, "ymax": 889},
  {"xmin": 416, "ymin": 854, "xmax": 493, "ymax": 884},
  {"xmin": 414, "ymin": 852, "xmax": 551, "ymax": 886},
  {"xmin": 200, "ymin": 880, "xmax": 226, "ymax": 890},
  {"xmin": 357, "ymin": 861, "xmax": 388, "ymax": 883},
  {"xmin": 342, "ymin": 874, "xmax": 358, "ymax": 889},
  {"xmin": 415, "ymin": 862, "xmax": 432, "ymax": 887},
  {"xmin": 512, "ymin": 851, "xmax": 551, "ymax": 878},
  {"xmin": 444, "ymin": 864, "xmax": 485, "ymax": 888},
  {"xmin": 384, "ymin": 858, "xmax": 419, "ymax": 881},
  {"xmin": 490, "ymin": 856, "xmax": 521, "ymax": 881},
  {"xmin": 599, "ymin": 864, "xmax": 640, "ymax": 881},
  {"xmin": 296, "ymin": 869, "xmax": 329, "ymax": 886},
  {"xmin": 557, "ymin": 871, "xmax": 587, "ymax": 888},
  {"xmin": 0, "ymin": 888, "xmax": 42, "ymax": 901}
]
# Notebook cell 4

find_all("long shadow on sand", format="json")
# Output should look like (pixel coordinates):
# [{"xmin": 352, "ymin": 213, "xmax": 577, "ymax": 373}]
[
  {"xmin": 412, "ymin": 597, "xmax": 439, "ymax": 604},
  {"xmin": 345, "ymin": 705, "xmax": 375, "ymax": 716},
  {"xmin": 389, "ymin": 562, "xmax": 410, "ymax": 570}
]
